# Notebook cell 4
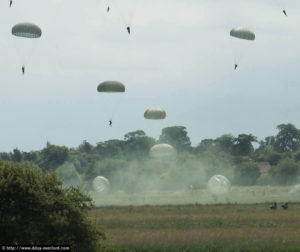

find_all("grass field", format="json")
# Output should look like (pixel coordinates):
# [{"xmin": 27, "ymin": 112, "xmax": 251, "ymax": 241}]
[
  {"xmin": 91, "ymin": 186, "xmax": 299, "ymax": 206},
  {"xmin": 90, "ymin": 203, "xmax": 300, "ymax": 251}
]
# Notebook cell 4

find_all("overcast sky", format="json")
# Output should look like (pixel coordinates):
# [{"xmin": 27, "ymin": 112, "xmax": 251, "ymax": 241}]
[{"xmin": 0, "ymin": 0, "xmax": 299, "ymax": 151}]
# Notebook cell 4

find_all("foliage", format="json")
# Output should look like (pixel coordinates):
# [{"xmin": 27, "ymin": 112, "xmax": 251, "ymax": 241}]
[
  {"xmin": 195, "ymin": 138, "xmax": 215, "ymax": 153},
  {"xmin": 56, "ymin": 162, "xmax": 82, "ymax": 187},
  {"xmin": 274, "ymin": 123, "xmax": 300, "ymax": 152},
  {"xmin": 123, "ymin": 130, "xmax": 155, "ymax": 160},
  {"xmin": 2, "ymin": 123, "xmax": 300, "ymax": 188},
  {"xmin": 39, "ymin": 142, "xmax": 69, "ymax": 171},
  {"xmin": 0, "ymin": 161, "xmax": 105, "ymax": 251},
  {"xmin": 96, "ymin": 139, "xmax": 124, "ymax": 158},
  {"xmin": 232, "ymin": 134, "xmax": 257, "ymax": 156},
  {"xmin": 234, "ymin": 162, "xmax": 261, "ymax": 185},
  {"xmin": 256, "ymin": 173, "xmax": 273, "ymax": 185},
  {"xmin": 270, "ymin": 158, "xmax": 300, "ymax": 185},
  {"xmin": 78, "ymin": 140, "xmax": 94, "ymax": 154},
  {"xmin": 159, "ymin": 126, "xmax": 191, "ymax": 152}
]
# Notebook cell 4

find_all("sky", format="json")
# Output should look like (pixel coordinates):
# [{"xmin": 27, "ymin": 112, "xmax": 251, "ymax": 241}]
[{"xmin": 0, "ymin": 0, "xmax": 299, "ymax": 151}]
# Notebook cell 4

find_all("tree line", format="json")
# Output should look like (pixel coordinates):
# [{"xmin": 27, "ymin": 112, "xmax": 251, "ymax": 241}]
[{"xmin": 1, "ymin": 123, "xmax": 300, "ymax": 190}]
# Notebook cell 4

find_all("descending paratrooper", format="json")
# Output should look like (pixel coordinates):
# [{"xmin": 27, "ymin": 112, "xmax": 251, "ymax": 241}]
[
  {"xmin": 230, "ymin": 27, "xmax": 255, "ymax": 70},
  {"xmin": 283, "ymin": 9, "xmax": 287, "ymax": 16}
]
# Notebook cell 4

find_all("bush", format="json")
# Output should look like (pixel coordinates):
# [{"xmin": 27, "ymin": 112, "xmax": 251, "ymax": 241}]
[
  {"xmin": 257, "ymin": 173, "xmax": 273, "ymax": 185},
  {"xmin": 270, "ymin": 158, "xmax": 300, "ymax": 185},
  {"xmin": 234, "ymin": 162, "xmax": 261, "ymax": 185},
  {"xmin": 56, "ymin": 162, "xmax": 82, "ymax": 188},
  {"xmin": 0, "ymin": 161, "xmax": 105, "ymax": 251}
]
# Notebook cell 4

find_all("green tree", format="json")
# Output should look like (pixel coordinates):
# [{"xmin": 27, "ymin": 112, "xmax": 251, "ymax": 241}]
[
  {"xmin": 195, "ymin": 139, "xmax": 215, "ymax": 153},
  {"xmin": 232, "ymin": 134, "xmax": 257, "ymax": 156},
  {"xmin": 78, "ymin": 140, "xmax": 94, "ymax": 154},
  {"xmin": 56, "ymin": 162, "xmax": 82, "ymax": 187},
  {"xmin": 215, "ymin": 134, "xmax": 235, "ymax": 154},
  {"xmin": 159, "ymin": 126, "xmax": 191, "ymax": 152},
  {"xmin": 92, "ymin": 158, "xmax": 128, "ymax": 182},
  {"xmin": 124, "ymin": 130, "xmax": 146, "ymax": 141},
  {"xmin": 234, "ymin": 162, "xmax": 261, "ymax": 185},
  {"xmin": 124, "ymin": 130, "xmax": 155, "ymax": 160},
  {"xmin": 265, "ymin": 136, "xmax": 276, "ymax": 147},
  {"xmin": 293, "ymin": 150, "xmax": 300, "ymax": 162},
  {"xmin": 39, "ymin": 143, "xmax": 69, "ymax": 171},
  {"xmin": 22, "ymin": 151, "xmax": 38, "ymax": 162},
  {"xmin": 270, "ymin": 158, "xmax": 300, "ymax": 185},
  {"xmin": 0, "ymin": 161, "xmax": 105, "ymax": 251},
  {"xmin": 12, "ymin": 148, "xmax": 22, "ymax": 162},
  {"xmin": 274, "ymin": 123, "xmax": 300, "ymax": 152},
  {"xmin": 267, "ymin": 151, "xmax": 282, "ymax": 166},
  {"xmin": 0, "ymin": 152, "xmax": 11, "ymax": 161},
  {"xmin": 96, "ymin": 139, "xmax": 124, "ymax": 158},
  {"xmin": 75, "ymin": 153, "xmax": 98, "ymax": 179}
]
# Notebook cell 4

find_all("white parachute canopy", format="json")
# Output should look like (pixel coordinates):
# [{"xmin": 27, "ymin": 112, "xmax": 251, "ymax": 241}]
[
  {"xmin": 144, "ymin": 108, "xmax": 166, "ymax": 120},
  {"xmin": 93, "ymin": 176, "xmax": 110, "ymax": 193},
  {"xmin": 149, "ymin": 144, "xmax": 175, "ymax": 158},
  {"xmin": 207, "ymin": 175, "xmax": 231, "ymax": 195},
  {"xmin": 289, "ymin": 184, "xmax": 300, "ymax": 194}
]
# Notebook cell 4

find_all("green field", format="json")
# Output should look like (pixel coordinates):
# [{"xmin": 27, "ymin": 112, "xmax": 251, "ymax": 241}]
[
  {"xmin": 91, "ymin": 186, "xmax": 299, "ymax": 206},
  {"xmin": 90, "ymin": 203, "xmax": 300, "ymax": 251}
]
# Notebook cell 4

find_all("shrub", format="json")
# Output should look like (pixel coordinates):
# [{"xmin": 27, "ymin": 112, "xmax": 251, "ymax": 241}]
[{"xmin": 0, "ymin": 161, "xmax": 105, "ymax": 251}]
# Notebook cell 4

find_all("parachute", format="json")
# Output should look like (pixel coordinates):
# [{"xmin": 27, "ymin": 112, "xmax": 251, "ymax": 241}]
[
  {"xmin": 149, "ymin": 144, "xmax": 175, "ymax": 158},
  {"xmin": 97, "ymin": 81, "xmax": 125, "ymax": 123},
  {"xmin": 12, "ymin": 23, "xmax": 42, "ymax": 38},
  {"xmin": 207, "ymin": 175, "xmax": 231, "ymax": 195},
  {"xmin": 144, "ymin": 108, "xmax": 166, "ymax": 120},
  {"xmin": 144, "ymin": 108, "xmax": 167, "ymax": 138},
  {"xmin": 11, "ymin": 23, "xmax": 42, "ymax": 69},
  {"xmin": 289, "ymin": 184, "xmax": 300, "ymax": 195},
  {"xmin": 97, "ymin": 81, "xmax": 125, "ymax": 93},
  {"xmin": 229, "ymin": 27, "xmax": 255, "ymax": 68},
  {"xmin": 93, "ymin": 176, "xmax": 110, "ymax": 193},
  {"xmin": 230, "ymin": 28, "xmax": 255, "ymax": 41}
]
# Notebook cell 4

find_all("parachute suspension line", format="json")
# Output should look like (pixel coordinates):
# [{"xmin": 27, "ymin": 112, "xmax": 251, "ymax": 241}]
[
  {"xmin": 235, "ymin": 44, "xmax": 252, "ymax": 67},
  {"xmin": 11, "ymin": 23, "xmax": 43, "ymax": 70},
  {"xmin": 108, "ymin": 94, "xmax": 124, "ymax": 121},
  {"xmin": 112, "ymin": 0, "xmax": 139, "ymax": 34},
  {"xmin": 230, "ymin": 27, "xmax": 255, "ymax": 70},
  {"xmin": 144, "ymin": 108, "xmax": 167, "ymax": 139},
  {"xmin": 97, "ymin": 81, "xmax": 126, "ymax": 125}
]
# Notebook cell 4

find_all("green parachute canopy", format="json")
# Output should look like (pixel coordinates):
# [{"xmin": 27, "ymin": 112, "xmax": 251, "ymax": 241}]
[
  {"xmin": 97, "ymin": 81, "xmax": 125, "ymax": 93},
  {"xmin": 230, "ymin": 27, "xmax": 255, "ymax": 41},
  {"xmin": 12, "ymin": 23, "xmax": 42, "ymax": 38},
  {"xmin": 144, "ymin": 108, "xmax": 166, "ymax": 120}
]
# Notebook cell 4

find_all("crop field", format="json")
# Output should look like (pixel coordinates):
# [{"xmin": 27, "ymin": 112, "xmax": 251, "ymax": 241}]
[{"xmin": 90, "ymin": 203, "xmax": 300, "ymax": 252}]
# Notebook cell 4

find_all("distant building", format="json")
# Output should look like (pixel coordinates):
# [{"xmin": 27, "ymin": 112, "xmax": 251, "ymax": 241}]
[{"xmin": 256, "ymin": 162, "xmax": 271, "ymax": 173}]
